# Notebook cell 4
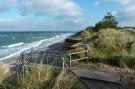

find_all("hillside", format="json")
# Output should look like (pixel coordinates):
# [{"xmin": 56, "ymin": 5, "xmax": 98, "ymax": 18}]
[{"xmin": 64, "ymin": 28, "xmax": 135, "ymax": 69}]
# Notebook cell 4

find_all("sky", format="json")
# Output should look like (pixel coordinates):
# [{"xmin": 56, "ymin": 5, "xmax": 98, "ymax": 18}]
[{"xmin": 0, "ymin": 0, "xmax": 135, "ymax": 31}]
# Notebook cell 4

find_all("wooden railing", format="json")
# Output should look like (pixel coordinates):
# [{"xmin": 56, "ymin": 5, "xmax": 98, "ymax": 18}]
[{"xmin": 15, "ymin": 44, "xmax": 89, "ymax": 71}]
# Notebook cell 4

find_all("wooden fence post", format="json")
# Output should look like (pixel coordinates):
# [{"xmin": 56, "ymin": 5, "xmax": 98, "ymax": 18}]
[
  {"xmin": 69, "ymin": 54, "xmax": 72, "ymax": 67},
  {"xmin": 86, "ymin": 45, "xmax": 89, "ymax": 63},
  {"xmin": 62, "ymin": 57, "xmax": 65, "ymax": 69}
]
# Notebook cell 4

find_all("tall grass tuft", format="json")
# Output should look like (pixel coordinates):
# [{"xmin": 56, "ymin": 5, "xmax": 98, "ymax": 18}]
[
  {"xmin": 0, "ymin": 64, "xmax": 10, "ymax": 88},
  {"xmin": 4, "ymin": 65, "xmax": 80, "ymax": 89},
  {"xmin": 53, "ymin": 70, "xmax": 78, "ymax": 89},
  {"xmin": 88, "ymin": 28, "xmax": 135, "ymax": 69},
  {"xmin": 6, "ymin": 65, "xmax": 54, "ymax": 89}
]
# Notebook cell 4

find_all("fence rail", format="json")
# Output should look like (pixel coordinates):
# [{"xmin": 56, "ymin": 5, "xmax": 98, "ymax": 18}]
[{"xmin": 15, "ymin": 44, "xmax": 89, "ymax": 70}]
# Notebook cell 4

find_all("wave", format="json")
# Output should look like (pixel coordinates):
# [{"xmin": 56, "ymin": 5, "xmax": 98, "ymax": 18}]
[
  {"xmin": 3, "ymin": 42, "xmax": 24, "ymax": 48},
  {"xmin": 0, "ymin": 33, "xmax": 72, "ymax": 61}
]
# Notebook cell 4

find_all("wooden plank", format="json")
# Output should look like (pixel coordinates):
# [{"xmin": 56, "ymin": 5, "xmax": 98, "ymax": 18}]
[
  {"xmin": 69, "ymin": 54, "xmax": 72, "ymax": 67},
  {"xmin": 47, "ymin": 51, "xmax": 68, "ymax": 54},
  {"xmin": 70, "ymin": 57, "xmax": 88, "ymax": 62},
  {"xmin": 70, "ymin": 51, "xmax": 87, "ymax": 55},
  {"xmin": 72, "ymin": 68, "xmax": 121, "ymax": 84}
]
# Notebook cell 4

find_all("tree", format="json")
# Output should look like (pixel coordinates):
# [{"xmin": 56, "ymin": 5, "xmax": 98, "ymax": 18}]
[{"xmin": 95, "ymin": 12, "xmax": 118, "ymax": 31}]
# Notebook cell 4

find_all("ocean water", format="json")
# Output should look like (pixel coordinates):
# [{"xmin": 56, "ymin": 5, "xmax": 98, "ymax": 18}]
[{"xmin": 0, "ymin": 31, "xmax": 73, "ymax": 60}]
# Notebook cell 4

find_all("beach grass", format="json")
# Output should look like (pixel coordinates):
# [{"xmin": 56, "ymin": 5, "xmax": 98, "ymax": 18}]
[
  {"xmin": 0, "ymin": 64, "xmax": 81, "ymax": 89},
  {"xmin": 65, "ymin": 28, "xmax": 135, "ymax": 69},
  {"xmin": 0, "ymin": 64, "xmax": 10, "ymax": 88}
]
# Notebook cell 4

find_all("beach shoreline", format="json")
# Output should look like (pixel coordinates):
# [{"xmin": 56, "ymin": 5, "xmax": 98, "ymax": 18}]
[{"xmin": 1, "ymin": 40, "xmax": 65, "ymax": 68}]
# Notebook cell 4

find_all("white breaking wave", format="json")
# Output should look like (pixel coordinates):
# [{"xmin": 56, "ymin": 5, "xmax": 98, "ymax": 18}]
[
  {"xmin": 3, "ymin": 42, "xmax": 24, "ymax": 48},
  {"xmin": 0, "ymin": 33, "xmax": 72, "ymax": 60}
]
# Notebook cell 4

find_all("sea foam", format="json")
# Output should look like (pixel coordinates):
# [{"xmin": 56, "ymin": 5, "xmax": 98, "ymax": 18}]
[
  {"xmin": 0, "ymin": 33, "xmax": 72, "ymax": 61},
  {"xmin": 3, "ymin": 42, "xmax": 24, "ymax": 48}
]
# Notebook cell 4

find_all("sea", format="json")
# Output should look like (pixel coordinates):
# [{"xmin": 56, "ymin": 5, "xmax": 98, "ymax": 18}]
[{"xmin": 0, "ymin": 31, "xmax": 73, "ymax": 61}]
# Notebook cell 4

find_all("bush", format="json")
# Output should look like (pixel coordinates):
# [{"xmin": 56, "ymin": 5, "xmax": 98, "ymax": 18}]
[{"xmin": 95, "ymin": 12, "xmax": 118, "ymax": 31}]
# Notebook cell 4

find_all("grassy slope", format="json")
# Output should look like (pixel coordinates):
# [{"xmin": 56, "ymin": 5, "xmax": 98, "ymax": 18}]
[
  {"xmin": 65, "ymin": 28, "xmax": 135, "ymax": 69},
  {"xmin": 0, "ymin": 65, "xmax": 82, "ymax": 89}
]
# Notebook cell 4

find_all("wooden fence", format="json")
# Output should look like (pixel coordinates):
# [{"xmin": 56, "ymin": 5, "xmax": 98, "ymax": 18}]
[{"xmin": 15, "ymin": 44, "xmax": 89, "ymax": 70}]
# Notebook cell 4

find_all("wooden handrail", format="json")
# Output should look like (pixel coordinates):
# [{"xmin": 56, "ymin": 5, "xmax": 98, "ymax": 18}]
[
  {"xmin": 69, "ymin": 50, "xmax": 87, "ymax": 55},
  {"xmin": 70, "ymin": 57, "xmax": 88, "ymax": 62}
]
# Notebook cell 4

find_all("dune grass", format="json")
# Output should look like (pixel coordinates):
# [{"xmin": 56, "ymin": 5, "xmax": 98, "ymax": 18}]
[
  {"xmin": 87, "ymin": 28, "xmax": 135, "ymax": 69},
  {"xmin": 66, "ymin": 28, "xmax": 135, "ymax": 69},
  {"xmin": 68, "ymin": 29, "xmax": 93, "ymax": 42},
  {"xmin": 0, "ymin": 65, "xmax": 81, "ymax": 89},
  {"xmin": 52, "ymin": 70, "xmax": 79, "ymax": 89}
]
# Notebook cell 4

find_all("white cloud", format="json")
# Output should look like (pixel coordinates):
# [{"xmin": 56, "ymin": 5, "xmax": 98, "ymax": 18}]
[
  {"xmin": 0, "ymin": 0, "xmax": 88, "ymax": 31},
  {"xmin": 0, "ymin": 18, "xmax": 86, "ymax": 31},
  {"xmin": 18, "ymin": 0, "xmax": 82, "ymax": 19},
  {"xmin": 0, "ymin": 0, "xmax": 16, "ymax": 12},
  {"xmin": 116, "ymin": 0, "xmax": 135, "ymax": 26},
  {"xmin": 117, "ymin": 0, "xmax": 132, "ymax": 5}
]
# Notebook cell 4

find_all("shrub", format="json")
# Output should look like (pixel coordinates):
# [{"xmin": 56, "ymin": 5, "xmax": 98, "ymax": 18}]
[{"xmin": 95, "ymin": 12, "xmax": 118, "ymax": 31}]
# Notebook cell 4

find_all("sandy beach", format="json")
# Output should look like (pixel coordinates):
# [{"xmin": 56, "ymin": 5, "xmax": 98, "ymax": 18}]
[{"xmin": 0, "ymin": 41, "xmax": 66, "ymax": 73}]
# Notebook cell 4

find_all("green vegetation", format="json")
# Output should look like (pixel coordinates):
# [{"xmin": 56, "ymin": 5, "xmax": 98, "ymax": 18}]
[
  {"xmin": 64, "ymin": 29, "xmax": 93, "ymax": 50},
  {"xmin": 0, "ymin": 65, "xmax": 82, "ymax": 89},
  {"xmin": 88, "ymin": 28, "xmax": 135, "ymax": 68},
  {"xmin": 64, "ymin": 12, "xmax": 135, "ymax": 69},
  {"xmin": 95, "ymin": 12, "xmax": 118, "ymax": 31},
  {"xmin": 66, "ymin": 28, "xmax": 135, "ymax": 69},
  {"xmin": 1, "ymin": 12, "xmax": 135, "ymax": 89},
  {"xmin": 0, "ymin": 64, "xmax": 10, "ymax": 88},
  {"xmin": 69, "ymin": 29, "xmax": 93, "ymax": 41}
]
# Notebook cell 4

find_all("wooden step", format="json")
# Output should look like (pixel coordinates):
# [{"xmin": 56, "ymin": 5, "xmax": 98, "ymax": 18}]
[{"xmin": 72, "ymin": 68, "xmax": 121, "ymax": 84}]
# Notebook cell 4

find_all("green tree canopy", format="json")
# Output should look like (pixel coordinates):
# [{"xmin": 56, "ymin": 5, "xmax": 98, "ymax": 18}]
[{"xmin": 95, "ymin": 12, "xmax": 118, "ymax": 31}]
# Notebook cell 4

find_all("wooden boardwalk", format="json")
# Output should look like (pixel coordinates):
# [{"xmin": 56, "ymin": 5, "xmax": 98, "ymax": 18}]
[{"xmin": 72, "ymin": 68, "xmax": 121, "ymax": 84}]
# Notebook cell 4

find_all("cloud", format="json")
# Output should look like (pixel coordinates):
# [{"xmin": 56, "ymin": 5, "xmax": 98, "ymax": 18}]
[
  {"xmin": 116, "ymin": 0, "xmax": 135, "ymax": 26},
  {"xmin": 0, "ymin": 0, "xmax": 88, "ymax": 31},
  {"xmin": 0, "ymin": 17, "xmax": 87, "ymax": 31},
  {"xmin": 18, "ymin": 0, "xmax": 82, "ymax": 19},
  {"xmin": 16, "ymin": 0, "xmax": 87, "ymax": 27},
  {"xmin": 0, "ymin": 0, "xmax": 16, "ymax": 12}
]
